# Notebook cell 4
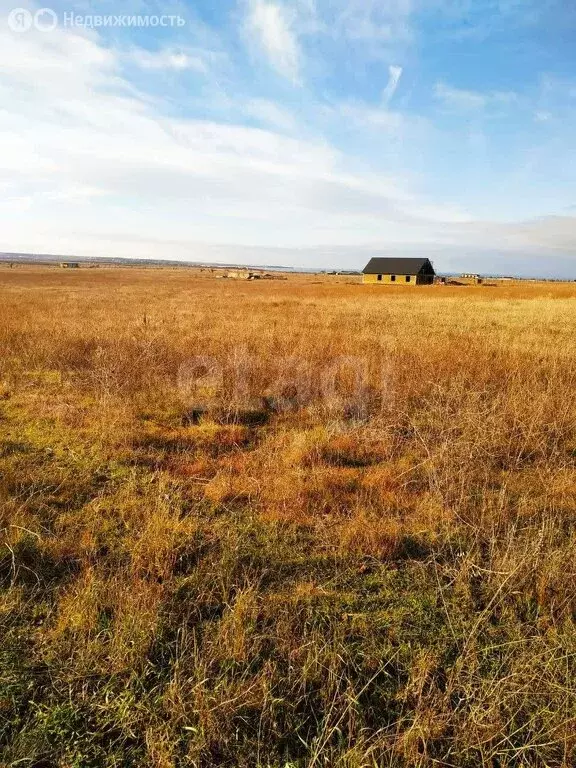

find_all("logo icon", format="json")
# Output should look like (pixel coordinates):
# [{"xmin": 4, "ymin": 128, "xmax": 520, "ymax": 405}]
[
  {"xmin": 34, "ymin": 7, "xmax": 57, "ymax": 31},
  {"xmin": 7, "ymin": 7, "xmax": 33, "ymax": 31}
]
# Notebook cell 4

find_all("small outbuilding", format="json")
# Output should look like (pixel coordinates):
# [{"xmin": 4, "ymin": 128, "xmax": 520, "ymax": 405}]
[
  {"xmin": 461, "ymin": 273, "xmax": 483, "ymax": 284},
  {"xmin": 362, "ymin": 257, "xmax": 435, "ymax": 285}
]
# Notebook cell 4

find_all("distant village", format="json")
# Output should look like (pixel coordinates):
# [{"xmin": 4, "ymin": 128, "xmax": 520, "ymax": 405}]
[{"xmin": 0, "ymin": 253, "xmax": 570, "ymax": 283}]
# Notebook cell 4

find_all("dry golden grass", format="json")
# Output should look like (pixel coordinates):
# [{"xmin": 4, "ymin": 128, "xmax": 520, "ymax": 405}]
[{"xmin": 1, "ymin": 265, "xmax": 576, "ymax": 767}]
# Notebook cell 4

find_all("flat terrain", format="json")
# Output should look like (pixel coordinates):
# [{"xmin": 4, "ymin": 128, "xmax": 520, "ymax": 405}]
[{"xmin": 1, "ymin": 267, "xmax": 576, "ymax": 767}]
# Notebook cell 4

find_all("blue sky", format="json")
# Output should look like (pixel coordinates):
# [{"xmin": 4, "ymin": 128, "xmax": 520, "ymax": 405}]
[{"xmin": 1, "ymin": 0, "xmax": 575, "ymax": 275}]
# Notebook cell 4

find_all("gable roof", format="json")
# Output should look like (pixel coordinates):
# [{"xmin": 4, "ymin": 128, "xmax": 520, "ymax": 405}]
[{"xmin": 362, "ymin": 257, "xmax": 434, "ymax": 275}]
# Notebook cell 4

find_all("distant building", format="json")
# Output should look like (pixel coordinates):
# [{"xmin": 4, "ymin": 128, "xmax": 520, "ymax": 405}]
[
  {"xmin": 225, "ymin": 269, "xmax": 270, "ymax": 280},
  {"xmin": 362, "ymin": 257, "xmax": 435, "ymax": 285},
  {"xmin": 227, "ymin": 269, "xmax": 258, "ymax": 280},
  {"xmin": 60, "ymin": 262, "xmax": 80, "ymax": 269},
  {"xmin": 461, "ymin": 273, "xmax": 483, "ymax": 284}
]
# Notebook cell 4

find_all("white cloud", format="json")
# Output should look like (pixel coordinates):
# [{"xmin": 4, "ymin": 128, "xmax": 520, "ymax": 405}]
[
  {"xmin": 243, "ymin": 98, "xmax": 297, "ymax": 131},
  {"xmin": 1, "ymin": 21, "xmax": 435, "ymax": 258},
  {"xmin": 326, "ymin": 65, "xmax": 407, "ymax": 139},
  {"xmin": 334, "ymin": 0, "xmax": 414, "ymax": 43},
  {"xmin": 333, "ymin": 101, "xmax": 405, "ymax": 134},
  {"xmin": 382, "ymin": 64, "xmax": 403, "ymax": 105},
  {"xmin": 129, "ymin": 47, "xmax": 209, "ymax": 72},
  {"xmin": 434, "ymin": 81, "xmax": 518, "ymax": 112},
  {"xmin": 434, "ymin": 82, "xmax": 487, "ymax": 111},
  {"xmin": 534, "ymin": 110, "xmax": 552, "ymax": 122},
  {"xmin": 246, "ymin": 0, "xmax": 301, "ymax": 83},
  {"xmin": 1, "ymin": 10, "xmax": 575, "ymax": 276}
]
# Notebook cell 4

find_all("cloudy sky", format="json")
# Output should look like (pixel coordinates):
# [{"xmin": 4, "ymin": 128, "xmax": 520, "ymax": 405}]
[{"xmin": 1, "ymin": 0, "xmax": 575, "ymax": 275}]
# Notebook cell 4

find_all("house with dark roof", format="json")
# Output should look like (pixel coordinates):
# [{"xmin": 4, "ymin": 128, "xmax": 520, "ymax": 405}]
[{"xmin": 362, "ymin": 257, "xmax": 435, "ymax": 285}]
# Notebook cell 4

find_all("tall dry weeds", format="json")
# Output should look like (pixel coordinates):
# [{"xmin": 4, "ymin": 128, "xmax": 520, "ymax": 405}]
[{"xmin": 1, "ymin": 266, "xmax": 576, "ymax": 766}]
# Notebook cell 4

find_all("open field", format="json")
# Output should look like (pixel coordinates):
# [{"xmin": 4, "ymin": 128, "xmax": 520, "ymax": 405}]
[{"xmin": 2, "ymin": 267, "xmax": 576, "ymax": 767}]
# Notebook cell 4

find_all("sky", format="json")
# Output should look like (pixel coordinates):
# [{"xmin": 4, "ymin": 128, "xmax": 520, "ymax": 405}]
[{"xmin": 1, "ymin": 0, "xmax": 575, "ymax": 276}]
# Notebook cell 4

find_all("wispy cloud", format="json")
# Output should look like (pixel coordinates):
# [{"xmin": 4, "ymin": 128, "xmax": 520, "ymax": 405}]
[
  {"xmin": 246, "ymin": 0, "xmax": 301, "ymax": 84},
  {"xmin": 534, "ymin": 110, "xmax": 552, "ymax": 122},
  {"xmin": 1, "ymin": 0, "xmax": 575, "ymax": 276},
  {"xmin": 334, "ymin": 0, "xmax": 413, "ymax": 44},
  {"xmin": 434, "ymin": 81, "xmax": 518, "ymax": 112},
  {"xmin": 129, "ymin": 47, "xmax": 209, "ymax": 72},
  {"xmin": 382, "ymin": 64, "xmax": 403, "ymax": 105},
  {"xmin": 435, "ymin": 82, "xmax": 486, "ymax": 111},
  {"xmin": 243, "ymin": 98, "xmax": 297, "ymax": 131},
  {"xmin": 332, "ymin": 102, "xmax": 405, "ymax": 137},
  {"xmin": 0, "ymin": 21, "xmax": 431, "ymax": 257}
]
